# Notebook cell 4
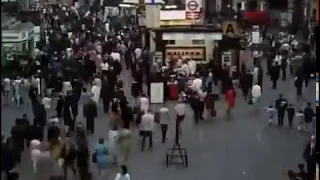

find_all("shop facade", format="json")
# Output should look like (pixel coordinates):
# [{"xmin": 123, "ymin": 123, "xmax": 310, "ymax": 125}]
[{"xmin": 1, "ymin": 22, "xmax": 35, "ymax": 66}]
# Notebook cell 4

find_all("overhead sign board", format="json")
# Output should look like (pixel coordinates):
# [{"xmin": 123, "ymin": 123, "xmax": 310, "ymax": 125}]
[
  {"xmin": 185, "ymin": 0, "xmax": 201, "ymax": 20},
  {"xmin": 165, "ymin": 46, "xmax": 205, "ymax": 61},
  {"xmin": 222, "ymin": 21, "xmax": 240, "ymax": 37},
  {"xmin": 160, "ymin": 20, "xmax": 193, "ymax": 26}
]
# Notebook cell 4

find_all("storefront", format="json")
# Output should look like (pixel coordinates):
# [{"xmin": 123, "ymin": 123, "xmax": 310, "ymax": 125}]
[
  {"xmin": 139, "ymin": 9, "xmax": 222, "ymax": 64},
  {"xmin": 152, "ymin": 27, "xmax": 222, "ymax": 64},
  {"xmin": 1, "ymin": 22, "xmax": 35, "ymax": 66},
  {"xmin": 215, "ymin": 21, "xmax": 242, "ymax": 71}
]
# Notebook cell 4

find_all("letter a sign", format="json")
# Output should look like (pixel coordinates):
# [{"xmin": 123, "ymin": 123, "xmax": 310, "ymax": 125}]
[{"xmin": 222, "ymin": 21, "xmax": 240, "ymax": 37}]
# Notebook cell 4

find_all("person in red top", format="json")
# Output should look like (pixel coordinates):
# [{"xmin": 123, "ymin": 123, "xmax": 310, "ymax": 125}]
[{"xmin": 225, "ymin": 88, "xmax": 236, "ymax": 116}]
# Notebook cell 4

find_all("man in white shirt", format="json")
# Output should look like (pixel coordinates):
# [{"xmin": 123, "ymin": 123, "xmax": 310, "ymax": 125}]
[
  {"xmin": 111, "ymin": 51, "xmax": 121, "ymax": 62},
  {"xmin": 140, "ymin": 112, "xmax": 155, "ymax": 151},
  {"xmin": 139, "ymin": 94, "xmax": 149, "ymax": 113},
  {"xmin": 251, "ymin": 83, "xmax": 261, "ymax": 108},
  {"xmin": 191, "ymin": 74, "xmax": 203, "ymax": 93},
  {"xmin": 187, "ymin": 59, "xmax": 197, "ymax": 75},
  {"xmin": 159, "ymin": 107, "xmax": 169, "ymax": 143},
  {"xmin": 174, "ymin": 98, "xmax": 186, "ymax": 133},
  {"xmin": 134, "ymin": 47, "xmax": 142, "ymax": 61}
]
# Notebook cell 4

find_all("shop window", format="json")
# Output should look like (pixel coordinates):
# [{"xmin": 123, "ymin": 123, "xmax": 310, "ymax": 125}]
[
  {"xmin": 192, "ymin": 40, "xmax": 205, "ymax": 45},
  {"xmin": 165, "ymin": 40, "xmax": 175, "ymax": 45}
]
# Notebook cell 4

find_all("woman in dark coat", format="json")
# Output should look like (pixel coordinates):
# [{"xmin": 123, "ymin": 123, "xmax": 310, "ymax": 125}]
[{"xmin": 56, "ymin": 95, "xmax": 64, "ymax": 118}]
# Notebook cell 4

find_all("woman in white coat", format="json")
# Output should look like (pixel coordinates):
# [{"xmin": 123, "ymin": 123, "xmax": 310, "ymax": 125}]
[{"xmin": 91, "ymin": 78, "xmax": 102, "ymax": 104}]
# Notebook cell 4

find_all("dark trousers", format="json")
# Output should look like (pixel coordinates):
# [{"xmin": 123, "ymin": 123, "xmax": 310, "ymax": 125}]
[
  {"xmin": 296, "ymin": 87, "xmax": 302, "ymax": 97},
  {"xmin": 160, "ymin": 124, "xmax": 168, "ymax": 143},
  {"xmin": 78, "ymin": 167, "xmax": 89, "ymax": 180},
  {"xmin": 140, "ymin": 130, "xmax": 152, "ymax": 151},
  {"xmin": 272, "ymin": 80, "xmax": 277, "ymax": 89},
  {"xmin": 193, "ymin": 109, "xmax": 201, "ymax": 124},
  {"xmin": 288, "ymin": 115, "xmax": 294, "ymax": 127},
  {"xmin": 304, "ymin": 77, "xmax": 309, "ymax": 87},
  {"xmin": 281, "ymin": 68, "xmax": 286, "ymax": 80},
  {"xmin": 63, "ymin": 163, "xmax": 76, "ymax": 180},
  {"xmin": 277, "ymin": 111, "xmax": 285, "ymax": 126},
  {"xmin": 86, "ymin": 117, "xmax": 94, "ymax": 134},
  {"xmin": 102, "ymin": 98, "xmax": 109, "ymax": 114}
]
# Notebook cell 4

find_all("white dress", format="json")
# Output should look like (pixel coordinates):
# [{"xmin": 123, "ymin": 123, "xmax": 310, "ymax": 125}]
[{"xmin": 108, "ymin": 130, "xmax": 119, "ymax": 155}]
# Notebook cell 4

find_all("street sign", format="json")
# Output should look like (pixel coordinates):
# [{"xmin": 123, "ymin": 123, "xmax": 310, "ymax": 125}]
[
  {"xmin": 186, "ymin": 11, "xmax": 200, "ymax": 20},
  {"xmin": 185, "ymin": 0, "xmax": 200, "ymax": 12}
]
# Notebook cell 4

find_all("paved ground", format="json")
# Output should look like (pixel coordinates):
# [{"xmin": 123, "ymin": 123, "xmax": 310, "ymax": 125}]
[{"xmin": 1, "ymin": 59, "xmax": 315, "ymax": 180}]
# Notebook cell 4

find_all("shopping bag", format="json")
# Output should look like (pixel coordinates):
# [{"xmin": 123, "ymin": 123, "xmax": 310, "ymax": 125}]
[
  {"xmin": 91, "ymin": 152, "xmax": 97, "ymax": 163},
  {"xmin": 58, "ymin": 158, "xmax": 64, "ymax": 167}
]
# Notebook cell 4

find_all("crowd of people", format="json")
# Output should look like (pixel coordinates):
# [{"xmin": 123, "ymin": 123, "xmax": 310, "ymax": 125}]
[{"xmin": 0, "ymin": 1, "xmax": 317, "ymax": 180}]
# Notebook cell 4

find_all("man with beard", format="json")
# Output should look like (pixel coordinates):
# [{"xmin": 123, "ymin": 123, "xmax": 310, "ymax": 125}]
[{"xmin": 63, "ymin": 91, "xmax": 77, "ymax": 131}]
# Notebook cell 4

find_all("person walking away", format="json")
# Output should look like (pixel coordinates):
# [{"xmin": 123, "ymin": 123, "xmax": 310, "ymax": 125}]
[
  {"xmin": 108, "ymin": 126, "xmax": 119, "ymax": 164},
  {"xmin": 140, "ymin": 111, "xmax": 155, "ymax": 151},
  {"xmin": 63, "ymin": 91, "xmax": 77, "ymax": 131},
  {"xmin": 189, "ymin": 93, "xmax": 202, "ymax": 124},
  {"xmin": 251, "ymin": 83, "xmax": 261, "ymax": 109},
  {"xmin": 56, "ymin": 95, "xmax": 64, "ymax": 119},
  {"xmin": 118, "ymin": 127, "xmax": 131, "ymax": 166},
  {"xmin": 2, "ymin": 77, "xmax": 11, "ymax": 106},
  {"xmin": 265, "ymin": 105, "xmax": 276, "ymax": 125},
  {"xmin": 60, "ymin": 135, "xmax": 77, "ymax": 180},
  {"xmin": 280, "ymin": 56, "xmax": 287, "ymax": 80},
  {"xmin": 225, "ymin": 87, "xmax": 236, "ymax": 116},
  {"xmin": 42, "ymin": 94, "xmax": 52, "ymax": 118},
  {"xmin": 294, "ymin": 74, "xmax": 303, "ymax": 98},
  {"xmin": 296, "ymin": 163, "xmax": 308, "ymax": 180},
  {"xmin": 12, "ymin": 79, "xmax": 22, "ymax": 107},
  {"xmin": 275, "ymin": 94, "xmax": 287, "ymax": 126},
  {"xmin": 159, "ymin": 106, "xmax": 170, "ymax": 143},
  {"xmin": 10, "ymin": 120, "xmax": 25, "ymax": 160},
  {"xmin": 76, "ymin": 137, "xmax": 89, "ymax": 180},
  {"xmin": 110, "ymin": 100, "xmax": 123, "ymax": 129},
  {"xmin": 269, "ymin": 62, "xmax": 280, "ymax": 89},
  {"xmin": 295, "ymin": 110, "xmax": 304, "ymax": 131},
  {"xmin": 47, "ymin": 118, "xmax": 61, "ymax": 158},
  {"xmin": 303, "ymin": 135, "xmax": 316, "ymax": 180},
  {"xmin": 286, "ymin": 104, "xmax": 295, "ymax": 128},
  {"xmin": 139, "ymin": 94, "xmax": 149, "ymax": 113},
  {"xmin": 114, "ymin": 165, "xmax": 131, "ymax": 180},
  {"xmin": 303, "ymin": 102, "xmax": 314, "ymax": 132},
  {"xmin": 100, "ymin": 76, "xmax": 111, "ymax": 114},
  {"xmin": 83, "ymin": 97, "xmax": 97, "ymax": 135},
  {"xmin": 94, "ymin": 138, "xmax": 108, "ymax": 176},
  {"xmin": 91, "ymin": 78, "xmax": 102, "ymax": 105},
  {"xmin": 30, "ymin": 139, "xmax": 42, "ymax": 173}
]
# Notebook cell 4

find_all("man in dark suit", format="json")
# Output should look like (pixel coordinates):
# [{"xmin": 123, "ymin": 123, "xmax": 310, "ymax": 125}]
[
  {"xmin": 303, "ymin": 135, "xmax": 316, "ymax": 180},
  {"xmin": 83, "ymin": 98, "xmax": 97, "ymax": 135}
]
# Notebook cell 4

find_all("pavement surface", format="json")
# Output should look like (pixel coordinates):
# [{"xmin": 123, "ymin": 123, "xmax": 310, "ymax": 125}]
[{"xmin": 1, "ymin": 58, "xmax": 315, "ymax": 180}]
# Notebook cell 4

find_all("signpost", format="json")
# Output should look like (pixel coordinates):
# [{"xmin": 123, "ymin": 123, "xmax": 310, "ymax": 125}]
[{"xmin": 185, "ymin": 0, "xmax": 201, "ymax": 20}]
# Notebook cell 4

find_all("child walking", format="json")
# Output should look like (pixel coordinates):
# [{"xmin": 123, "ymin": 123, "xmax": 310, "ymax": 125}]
[{"xmin": 265, "ymin": 105, "xmax": 276, "ymax": 125}]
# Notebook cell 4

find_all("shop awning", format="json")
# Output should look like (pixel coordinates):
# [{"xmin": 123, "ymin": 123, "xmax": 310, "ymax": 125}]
[{"xmin": 244, "ymin": 11, "xmax": 269, "ymax": 25}]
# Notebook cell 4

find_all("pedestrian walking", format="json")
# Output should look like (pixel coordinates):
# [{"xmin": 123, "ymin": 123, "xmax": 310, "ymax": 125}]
[
  {"xmin": 118, "ymin": 127, "xmax": 131, "ymax": 166},
  {"xmin": 60, "ymin": 135, "xmax": 77, "ymax": 180},
  {"xmin": 83, "ymin": 97, "xmax": 97, "ymax": 135},
  {"xmin": 265, "ymin": 105, "xmax": 276, "ymax": 125},
  {"xmin": 94, "ymin": 138, "xmax": 108, "ymax": 176},
  {"xmin": 114, "ymin": 165, "xmax": 131, "ymax": 180},
  {"xmin": 286, "ymin": 104, "xmax": 295, "ymax": 128},
  {"xmin": 303, "ymin": 102, "xmax": 314, "ymax": 131},
  {"xmin": 108, "ymin": 126, "xmax": 119, "ymax": 164},
  {"xmin": 275, "ymin": 94, "xmax": 287, "ymax": 126},
  {"xmin": 139, "ymin": 111, "xmax": 155, "ymax": 151},
  {"xmin": 159, "ymin": 107, "xmax": 170, "ymax": 143}
]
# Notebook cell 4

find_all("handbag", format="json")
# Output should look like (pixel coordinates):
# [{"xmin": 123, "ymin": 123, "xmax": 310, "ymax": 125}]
[{"xmin": 92, "ymin": 152, "xmax": 97, "ymax": 163}]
